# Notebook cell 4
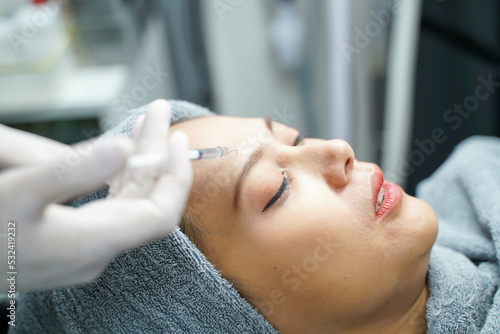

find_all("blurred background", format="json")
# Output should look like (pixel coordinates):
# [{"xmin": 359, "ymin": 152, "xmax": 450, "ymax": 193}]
[{"xmin": 1, "ymin": 0, "xmax": 500, "ymax": 196}]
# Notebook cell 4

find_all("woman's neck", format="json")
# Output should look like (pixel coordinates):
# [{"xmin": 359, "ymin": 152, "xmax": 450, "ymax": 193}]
[
  {"xmin": 271, "ymin": 283, "xmax": 430, "ymax": 334},
  {"xmin": 384, "ymin": 283, "xmax": 429, "ymax": 334}
]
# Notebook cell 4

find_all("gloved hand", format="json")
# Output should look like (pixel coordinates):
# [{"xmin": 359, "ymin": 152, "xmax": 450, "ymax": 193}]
[{"xmin": 0, "ymin": 99, "xmax": 192, "ymax": 292}]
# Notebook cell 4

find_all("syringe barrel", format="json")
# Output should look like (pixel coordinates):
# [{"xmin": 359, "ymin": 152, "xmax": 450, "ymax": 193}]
[{"xmin": 189, "ymin": 147, "xmax": 223, "ymax": 160}]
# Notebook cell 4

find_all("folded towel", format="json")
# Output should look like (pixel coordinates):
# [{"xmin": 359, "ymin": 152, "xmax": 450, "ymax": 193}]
[
  {"xmin": 417, "ymin": 136, "xmax": 500, "ymax": 333},
  {"xmin": 12, "ymin": 101, "xmax": 277, "ymax": 333}
]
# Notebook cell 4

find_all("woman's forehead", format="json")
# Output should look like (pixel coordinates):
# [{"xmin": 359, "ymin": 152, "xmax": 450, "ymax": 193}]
[
  {"xmin": 172, "ymin": 116, "xmax": 267, "ymax": 148},
  {"xmin": 172, "ymin": 116, "xmax": 297, "ymax": 157}
]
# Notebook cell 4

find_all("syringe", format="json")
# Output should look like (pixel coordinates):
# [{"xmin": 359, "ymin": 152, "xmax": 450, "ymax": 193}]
[
  {"xmin": 188, "ymin": 146, "xmax": 235, "ymax": 160},
  {"xmin": 127, "ymin": 146, "xmax": 236, "ymax": 168}
]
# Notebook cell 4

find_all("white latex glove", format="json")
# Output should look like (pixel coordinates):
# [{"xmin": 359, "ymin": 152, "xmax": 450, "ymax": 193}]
[{"xmin": 0, "ymin": 99, "xmax": 192, "ymax": 292}]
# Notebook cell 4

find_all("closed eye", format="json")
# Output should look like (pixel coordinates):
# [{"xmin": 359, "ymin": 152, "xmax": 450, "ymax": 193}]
[
  {"xmin": 260, "ymin": 128, "xmax": 303, "ymax": 213},
  {"xmin": 261, "ymin": 132, "xmax": 304, "ymax": 213},
  {"xmin": 262, "ymin": 175, "xmax": 290, "ymax": 212}
]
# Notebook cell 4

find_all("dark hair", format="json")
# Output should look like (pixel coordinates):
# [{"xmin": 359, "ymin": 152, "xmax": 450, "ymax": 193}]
[
  {"xmin": 179, "ymin": 210, "xmax": 259, "ymax": 304},
  {"xmin": 179, "ymin": 209, "xmax": 209, "ymax": 255}
]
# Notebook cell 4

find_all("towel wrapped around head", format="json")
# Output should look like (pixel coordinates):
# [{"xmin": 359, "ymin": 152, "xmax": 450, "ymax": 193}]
[{"xmin": 12, "ymin": 101, "xmax": 278, "ymax": 333}]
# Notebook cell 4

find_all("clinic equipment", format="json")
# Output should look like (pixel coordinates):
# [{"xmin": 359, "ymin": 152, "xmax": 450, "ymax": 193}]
[{"xmin": 127, "ymin": 147, "xmax": 236, "ymax": 168}]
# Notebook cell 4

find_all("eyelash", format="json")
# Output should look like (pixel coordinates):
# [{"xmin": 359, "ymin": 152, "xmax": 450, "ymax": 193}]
[
  {"xmin": 261, "ymin": 132, "xmax": 305, "ymax": 213},
  {"xmin": 293, "ymin": 132, "xmax": 308, "ymax": 146},
  {"xmin": 262, "ymin": 174, "xmax": 290, "ymax": 213}
]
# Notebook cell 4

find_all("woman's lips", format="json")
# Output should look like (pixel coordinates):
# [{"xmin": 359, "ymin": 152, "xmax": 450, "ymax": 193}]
[
  {"xmin": 376, "ymin": 182, "xmax": 403, "ymax": 219},
  {"xmin": 371, "ymin": 165, "xmax": 403, "ymax": 220}
]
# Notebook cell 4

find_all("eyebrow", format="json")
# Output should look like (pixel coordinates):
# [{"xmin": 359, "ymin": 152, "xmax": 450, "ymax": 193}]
[{"xmin": 232, "ymin": 118, "xmax": 273, "ymax": 211}]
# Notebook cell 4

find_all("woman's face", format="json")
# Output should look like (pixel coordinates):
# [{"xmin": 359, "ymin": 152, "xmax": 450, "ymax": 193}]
[{"xmin": 173, "ymin": 116, "xmax": 437, "ymax": 331}]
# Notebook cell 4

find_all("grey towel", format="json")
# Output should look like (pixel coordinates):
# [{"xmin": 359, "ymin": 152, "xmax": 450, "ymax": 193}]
[
  {"xmin": 12, "ymin": 101, "xmax": 277, "ymax": 333},
  {"xmin": 418, "ymin": 136, "xmax": 500, "ymax": 333}
]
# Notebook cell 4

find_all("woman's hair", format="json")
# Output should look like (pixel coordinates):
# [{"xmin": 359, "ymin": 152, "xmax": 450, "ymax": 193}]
[
  {"xmin": 179, "ymin": 209, "xmax": 208, "ymax": 255},
  {"xmin": 179, "ymin": 208, "xmax": 258, "ymax": 303}
]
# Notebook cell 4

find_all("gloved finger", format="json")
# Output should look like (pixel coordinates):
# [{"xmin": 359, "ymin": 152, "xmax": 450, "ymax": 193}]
[
  {"xmin": 0, "ymin": 124, "xmax": 68, "ymax": 168},
  {"xmin": 131, "ymin": 114, "xmax": 146, "ymax": 142},
  {"xmin": 150, "ymin": 130, "xmax": 192, "ymax": 221},
  {"xmin": 40, "ymin": 131, "xmax": 189, "ymax": 274},
  {"xmin": 0, "ymin": 138, "xmax": 133, "ymax": 216},
  {"xmin": 108, "ymin": 114, "xmax": 146, "ymax": 197},
  {"xmin": 104, "ymin": 131, "xmax": 192, "ymax": 247},
  {"xmin": 136, "ymin": 99, "xmax": 171, "ymax": 155},
  {"xmin": 45, "ymin": 198, "xmax": 175, "ymax": 262},
  {"xmin": 16, "ymin": 204, "xmax": 113, "ymax": 291},
  {"xmin": 118, "ymin": 100, "xmax": 172, "ymax": 197}
]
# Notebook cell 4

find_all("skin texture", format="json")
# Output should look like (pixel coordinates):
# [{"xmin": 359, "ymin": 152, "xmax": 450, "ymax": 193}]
[{"xmin": 172, "ymin": 115, "xmax": 438, "ymax": 334}]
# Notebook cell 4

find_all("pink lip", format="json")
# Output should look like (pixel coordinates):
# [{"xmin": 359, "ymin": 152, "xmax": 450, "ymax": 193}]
[{"xmin": 371, "ymin": 165, "xmax": 403, "ymax": 221}]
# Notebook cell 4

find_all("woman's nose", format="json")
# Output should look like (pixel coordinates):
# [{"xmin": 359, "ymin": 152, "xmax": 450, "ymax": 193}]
[{"xmin": 299, "ymin": 139, "xmax": 355, "ymax": 189}]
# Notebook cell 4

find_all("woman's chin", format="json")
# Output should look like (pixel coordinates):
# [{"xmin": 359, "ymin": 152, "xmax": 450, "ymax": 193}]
[{"xmin": 405, "ymin": 195, "xmax": 438, "ymax": 252}]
